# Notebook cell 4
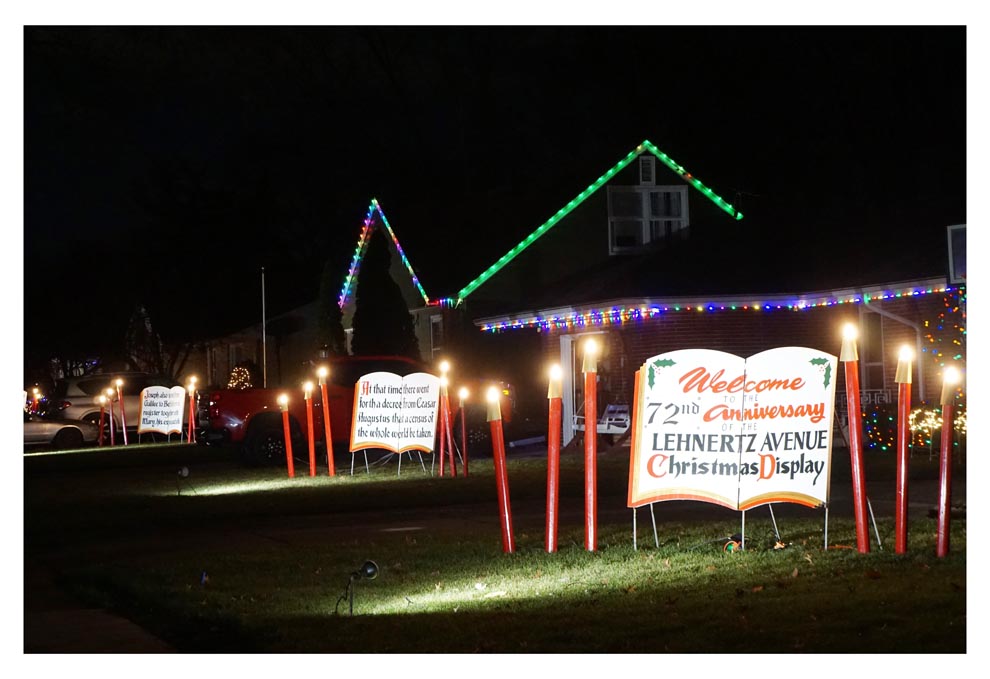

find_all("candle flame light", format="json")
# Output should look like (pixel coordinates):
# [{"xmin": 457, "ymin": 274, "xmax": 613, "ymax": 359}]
[
  {"xmin": 458, "ymin": 386, "xmax": 469, "ymax": 401},
  {"xmin": 941, "ymin": 366, "xmax": 961, "ymax": 406},
  {"xmin": 548, "ymin": 363, "xmax": 563, "ymax": 399},
  {"xmin": 303, "ymin": 381, "xmax": 314, "ymax": 397},
  {"xmin": 439, "ymin": 360, "xmax": 450, "ymax": 375},
  {"xmin": 440, "ymin": 375, "xmax": 449, "ymax": 388},
  {"xmin": 278, "ymin": 393, "xmax": 289, "ymax": 410},
  {"xmin": 485, "ymin": 385, "xmax": 502, "ymax": 422},
  {"xmin": 840, "ymin": 322, "xmax": 859, "ymax": 362},
  {"xmin": 317, "ymin": 366, "xmax": 328, "ymax": 385},
  {"xmin": 895, "ymin": 345, "xmax": 914, "ymax": 384},
  {"xmin": 582, "ymin": 338, "xmax": 599, "ymax": 373}
]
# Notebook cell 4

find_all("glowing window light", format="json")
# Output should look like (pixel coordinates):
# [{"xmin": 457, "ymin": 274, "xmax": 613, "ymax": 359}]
[
  {"xmin": 337, "ymin": 198, "xmax": 432, "ymax": 310},
  {"xmin": 456, "ymin": 140, "xmax": 743, "ymax": 302}
]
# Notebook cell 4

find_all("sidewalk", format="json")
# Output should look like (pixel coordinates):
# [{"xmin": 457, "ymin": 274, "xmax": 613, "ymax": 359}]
[{"xmin": 24, "ymin": 567, "xmax": 174, "ymax": 653}]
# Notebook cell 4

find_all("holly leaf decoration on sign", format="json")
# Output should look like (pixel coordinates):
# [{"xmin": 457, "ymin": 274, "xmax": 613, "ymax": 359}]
[
  {"xmin": 647, "ymin": 358, "xmax": 676, "ymax": 389},
  {"xmin": 810, "ymin": 358, "xmax": 831, "ymax": 388}
]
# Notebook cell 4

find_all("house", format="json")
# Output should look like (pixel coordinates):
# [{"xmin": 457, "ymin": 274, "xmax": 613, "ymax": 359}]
[{"xmin": 449, "ymin": 140, "xmax": 965, "ymax": 446}]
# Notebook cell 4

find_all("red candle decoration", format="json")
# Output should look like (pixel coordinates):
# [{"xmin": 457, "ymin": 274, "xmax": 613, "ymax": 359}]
[
  {"xmin": 318, "ymin": 367, "xmax": 336, "ymax": 476},
  {"xmin": 840, "ymin": 324, "xmax": 870, "ymax": 553},
  {"xmin": 487, "ymin": 386, "xmax": 514, "ymax": 553},
  {"xmin": 936, "ymin": 367, "xmax": 962, "ymax": 558},
  {"xmin": 186, "ymin": 377, "xmax": 197, "ymax": 444},
  {"xmin": 894, "ymin": 346, "xmax": 914, "ymax": 554},
  {"xmin": 437, "ymin": 361, "xmax": 453, "ymax": 477},
  {"xmin": 546, "ymin": 363, "xmax": 563, "ymax": 553},
  {"xmin": 279, "ymin": 394, "xmax": 295, "ymax": 478},
  {"xmin": 443, "ymin": 381, "xmax": 456, "ymax": 477},
  {"xmin": 98, "ymin": 395, "xmax": 107, "ymax": 447},
  {"xmin": 458, "ymin": 387, "xmax": 469, "ymax": 477},
  {"xmin": 116, "ymin": 378, "xmax": 129, "ymax": 445},
  {"xmin": 106, "ymin": 388, "xmax": 116, "ymax": 447},
  {"xmin": 31, "ymin": 388, "xmax": 40, "ymax": 414},
  {"xmin": 582, "ymin": 338, "xmax": 600, "ymax": 552},
  {"xmin": 304, "ymin": 381, "xmax": 316, "ymax": 477}
]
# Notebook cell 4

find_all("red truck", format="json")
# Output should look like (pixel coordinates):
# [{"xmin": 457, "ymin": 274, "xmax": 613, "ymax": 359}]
[{"xmin": 205, "ymin": 355, "xmax": 431, "ymax": 465}]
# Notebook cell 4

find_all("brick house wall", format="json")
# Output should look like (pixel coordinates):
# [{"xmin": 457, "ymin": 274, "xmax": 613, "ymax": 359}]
[{"xmin": 529, "ymin": 290, "xmax": 959, "ymax": 445}]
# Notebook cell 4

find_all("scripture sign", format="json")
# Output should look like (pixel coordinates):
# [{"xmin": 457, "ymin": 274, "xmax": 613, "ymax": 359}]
[
  {"xmin": 628, "ymin": 347, "xmax": 838, "ymax": 511},
  {"xmin": 137, "ymin": 385, "xmax": 187, "ymax": 435},
  {"xmin": 349, "ymin": 372, "xmax": 440, "ymax": 454}
]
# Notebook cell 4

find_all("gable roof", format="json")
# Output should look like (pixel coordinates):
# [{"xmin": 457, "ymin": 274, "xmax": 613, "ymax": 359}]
[
  {"xmin": 337, "ymin": 198, "xmax": 432, "ymax": 310},
  {"xmin": 455, "ymin": 139, "xmax": 744, "ymax": 303}
]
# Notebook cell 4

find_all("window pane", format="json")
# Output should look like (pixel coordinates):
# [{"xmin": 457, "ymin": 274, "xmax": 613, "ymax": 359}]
[
  {"xmin": 611, "ymin": 191, "xmax": 642, "ymax": 218},
  {"xmin": 612, "ymin": 220, "xmax": 642, "ymax": 248}
]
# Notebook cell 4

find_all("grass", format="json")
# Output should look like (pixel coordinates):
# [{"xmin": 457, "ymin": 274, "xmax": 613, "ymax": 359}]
[{"xmin": 24, "ymin": 444, "xmax": 967, "ymax": 653}]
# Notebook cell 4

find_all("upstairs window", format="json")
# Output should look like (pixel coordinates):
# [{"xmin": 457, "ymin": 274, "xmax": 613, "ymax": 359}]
[{"xmin": 607, "ymin": 184, "xmax": 689, "ymax": 255}]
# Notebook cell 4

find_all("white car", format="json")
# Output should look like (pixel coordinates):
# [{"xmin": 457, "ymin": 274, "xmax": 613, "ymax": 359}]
[
  {"xmin": 49, "ymin": 372, "xmax": 190, "ymax": 437},
  {"xmin": 23, "ymin": 411, "xmax": 100, "ymax": 449}
]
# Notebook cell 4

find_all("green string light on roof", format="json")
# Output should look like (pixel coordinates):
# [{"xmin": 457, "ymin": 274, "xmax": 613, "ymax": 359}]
[{"xmin": 457, "ymin": 140, "xmax": 743, "ymax": 302}]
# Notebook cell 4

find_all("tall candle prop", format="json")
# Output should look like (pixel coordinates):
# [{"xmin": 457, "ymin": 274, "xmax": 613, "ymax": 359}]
[
  {"xmin": 442, "ymin": 376, "xmax": 456, "ymax": 477},
  {"xmin": 583, "ymin": 338, "xmax": 600, "ymax": 552},
  {"xmin": 487, "ymin": 386, "xmax": 514, "ymax": 553},
  {"xmin": 106, "ymin": 388, "xmax": 117, "ymax": 446},
  {"xmin": 546, "ymin": 363, "xmax": 563, "ymax": 553},
  {"xmin": 936, "ymin": 367, "xmax": 962, "ymax": 557},
  {"xmin": 186, "ymin": 376, "xmax": 197, "ymax": 444},
  {"xmin": 438, "ymin": 363, "xmax": 450, "ymax": 477},
  {"xmin": 458, "ymin": 386, "xmax": 469, "ymax": 477},
  {"xmin": 894, "ymin": 346, "xmax": 913, "ymax": 554},
  {"xmin": 278, "ymin": 394, "xmax": 295, "ymax": 478},
  {"xmin": 840, "ymin": 323, "xmax": 870, "ymax": 553},
  {"xmin": 98, "ymin": 395, "xmax": 107, "ymax": 447},
  {"xmin": 304, "ymin": 381, "xmax": 316, "ymax": 477},
  {"xmin": 318, "ymin": 366, "xmax": 336, "ymax": 476},
  {"xmin": 115, "ymin": 378, "xmax": 129, "ymax": 445}
]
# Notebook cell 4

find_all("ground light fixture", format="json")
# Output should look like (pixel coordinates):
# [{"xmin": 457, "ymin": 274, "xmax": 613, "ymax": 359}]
[{"xmin": 335, "ymin": 560, "xmax": 380, "ymax": 616}]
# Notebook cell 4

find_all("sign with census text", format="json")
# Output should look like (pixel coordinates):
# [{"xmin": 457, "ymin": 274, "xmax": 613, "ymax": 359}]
[
  {"xmin": 349, "ymin": 372, "xmax": 441, "ymax": 454},
  {"xmin": 137, "ymin": 385, "xmax": 186, "ymax": 435},
  {"xmin": 628, "ymin": 347, "xmax": 838, "ymax": 511}
]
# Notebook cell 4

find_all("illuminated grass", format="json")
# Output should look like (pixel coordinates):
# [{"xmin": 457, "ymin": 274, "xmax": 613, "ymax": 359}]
[{"xmin": 26, "ymin": 451, "xmax": 966, "ymax": 652}]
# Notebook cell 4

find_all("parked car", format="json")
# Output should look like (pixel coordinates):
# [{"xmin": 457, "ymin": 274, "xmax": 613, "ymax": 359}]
[
  {"xmin": 23, "ymin": 411, "xmax": 100, "ymax": 449},
  {"xmin": 205, "ymin": 355, "xmax": 432, "ymax": 465},
  {"xmin": 49, "ymin": 372, "xmax": 189, "ymax": 438}
]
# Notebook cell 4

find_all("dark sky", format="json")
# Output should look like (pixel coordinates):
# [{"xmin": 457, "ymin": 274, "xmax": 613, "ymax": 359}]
[{"xmin": 23, "ymin": 26, "xmax": 966, "ymax": 367}]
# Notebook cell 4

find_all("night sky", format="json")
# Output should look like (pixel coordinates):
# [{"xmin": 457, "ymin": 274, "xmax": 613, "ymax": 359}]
[{"xmin": 22, "ymin": 24, "xmax": 966, "ymax": 374}]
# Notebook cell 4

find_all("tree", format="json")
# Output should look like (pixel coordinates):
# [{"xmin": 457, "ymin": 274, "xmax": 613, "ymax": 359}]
[
  {"xmin": 316, "ymin": 258, "xmax": 347, "ymax": 356},
  {"xmin": 123, "ymin": 304, "xmax": 193, "ymax": 379},
  {"xmin": 350, "ymin": 230, "xmax": 420, "ymax": 359}
]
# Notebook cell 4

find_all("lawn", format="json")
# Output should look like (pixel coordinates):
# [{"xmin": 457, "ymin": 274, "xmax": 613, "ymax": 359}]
[{"xmin": 24, "ymin": 444, "xmax": 967, "ymax": 653}]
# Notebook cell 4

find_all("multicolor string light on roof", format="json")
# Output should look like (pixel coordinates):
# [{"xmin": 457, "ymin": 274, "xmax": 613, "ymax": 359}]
[
  {"xmin": 480, "ymin": 284, "xmax": 959, "ymax": 333},
  {"xmin": 337, "ymin": 198, "xmax": 431, "ymax": 309}
]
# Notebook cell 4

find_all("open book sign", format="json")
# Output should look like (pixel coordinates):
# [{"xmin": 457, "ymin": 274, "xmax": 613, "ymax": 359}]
[
  {"xmin": 348, "ymin": 372, "xmax": 441, "ymax": 454},
  {"xmin": 628, "ymin": 347, "xmax": 839, "ymax": 511}
]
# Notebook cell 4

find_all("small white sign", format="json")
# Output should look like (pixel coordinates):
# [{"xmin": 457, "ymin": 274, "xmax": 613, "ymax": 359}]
[
  {"xmin": 348, "ymin": 372, "xmax": 440, "ymax": 454},
  {"xmin": 137, "ymin": 385, "xmax": 187, "ymax": 435}
]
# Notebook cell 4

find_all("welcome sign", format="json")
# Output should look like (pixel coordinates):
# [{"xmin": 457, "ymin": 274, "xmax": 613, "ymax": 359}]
[
  {"xmin": 349, "ymin": 372, "xmax": 441, "ymax": 454},
  {"xmin": 628, "ymin": 347, "xmax": 838, "ymax": 511},
  {"xmin": 137, "ymin": 385, "xmax": 187, "ymax": 435}
]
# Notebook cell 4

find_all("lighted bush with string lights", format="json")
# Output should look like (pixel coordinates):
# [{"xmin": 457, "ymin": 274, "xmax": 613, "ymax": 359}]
[{"xmin": 861, "ymin": 403, "xmax": 966, "ymax": 453}]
